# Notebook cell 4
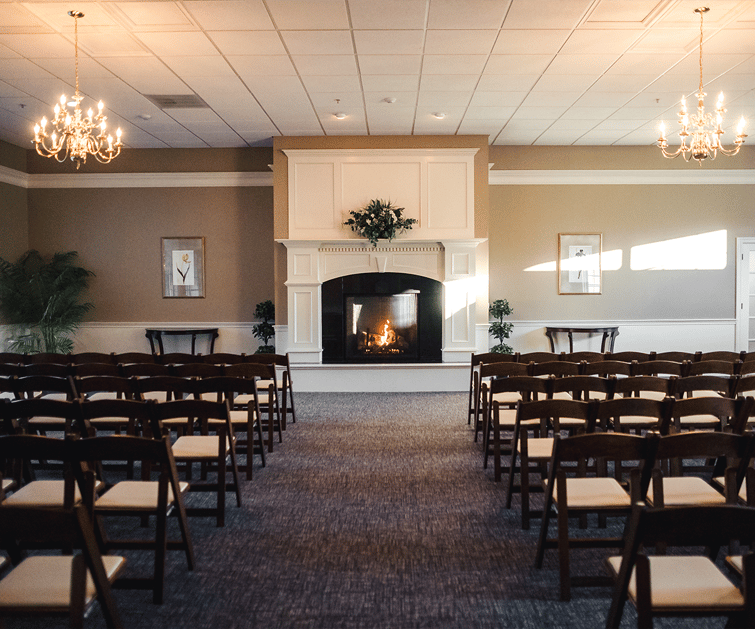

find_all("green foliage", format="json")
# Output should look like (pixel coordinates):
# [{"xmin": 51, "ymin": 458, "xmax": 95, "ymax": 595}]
[
  {"xmin": 343, "ymin": 199, "xmax": 418, "ymax": 247},
  {"xmin": 488, "ymin": 298, "xmax": 514, "ymax": 355},
  {"xmin": 252, "ymin": 299, "xmax": 275, "ymax": 354},
  {"xmin": 0, "ymin": 250, "xmax": 94, "ymax": 354}
]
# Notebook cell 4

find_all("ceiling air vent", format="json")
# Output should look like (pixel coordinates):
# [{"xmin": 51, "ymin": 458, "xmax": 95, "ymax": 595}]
[{"xmin": 144, "ymin": 94, "xmax": 210, "ymax": 109}]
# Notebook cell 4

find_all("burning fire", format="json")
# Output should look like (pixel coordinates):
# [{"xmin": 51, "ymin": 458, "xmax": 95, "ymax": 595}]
[{"xmin": 376, "ymin": 320, "xmax": 397, "ymax": 346}]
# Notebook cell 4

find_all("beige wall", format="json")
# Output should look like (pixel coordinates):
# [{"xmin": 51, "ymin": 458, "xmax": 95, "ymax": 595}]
[
  {"xmin": 26, "ymin": 185, "xmax": 274, "ymax": 322},
  {"xmin": 0, "ymin": 141, "xmax": 29, "ymax": 261}
]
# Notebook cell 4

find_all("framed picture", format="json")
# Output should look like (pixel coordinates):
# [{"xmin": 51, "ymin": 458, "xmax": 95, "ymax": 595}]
[
  {"xmin": 558, "ymin": 233, "xmax": 602, "ymax": 295},
  {"xmin": 162, "ymin": 237, "xmax": 205, "ymax": 298}
]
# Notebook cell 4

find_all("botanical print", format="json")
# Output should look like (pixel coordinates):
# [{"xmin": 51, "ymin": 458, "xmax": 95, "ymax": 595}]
[
  {"xmin": 173, "ymin": 250, "xmax": 194, "ymax": 286},
  {"xmin": 568, "ymin": 245, "xmax": 591, "ymax": 283}
]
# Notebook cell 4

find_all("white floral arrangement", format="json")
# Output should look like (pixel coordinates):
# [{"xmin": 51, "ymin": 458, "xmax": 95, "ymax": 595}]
[{"xmin": 343, "ymin": 199, "xmax": 417, "ymax": 247}]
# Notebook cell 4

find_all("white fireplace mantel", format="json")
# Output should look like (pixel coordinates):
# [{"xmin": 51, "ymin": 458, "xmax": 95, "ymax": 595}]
[{"xmin": 277, "ymin": 238, "xmax": 487, "ymax": 364}]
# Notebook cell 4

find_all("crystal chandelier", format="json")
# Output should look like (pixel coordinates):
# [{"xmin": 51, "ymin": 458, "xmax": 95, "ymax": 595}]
[
  {"xmin": 33, "ymin": 11, "xmax": 122, "ymax": 169},
  {"xmin": 658, "ymin": 7, "xmax": 746, "ymax": 164}
]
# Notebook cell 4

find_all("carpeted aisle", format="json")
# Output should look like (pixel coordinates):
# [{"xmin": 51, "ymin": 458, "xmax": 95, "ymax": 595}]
[{"xmin": 8, "ymin": 393, "xmax": 726, "ymax": 628}]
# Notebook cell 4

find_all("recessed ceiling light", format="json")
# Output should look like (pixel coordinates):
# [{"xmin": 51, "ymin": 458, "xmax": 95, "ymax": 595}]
[
  {"xmin": 334, "ymin": 112, "xmax": 347, "ymax": 120},
  {"xmin": 432, "ymin": 112, "xmax": 446, "ymax": 119},
  {"xmin": 384, "ymin": 97, "xmax": 397, "ymax": 104},
  {"xmin": 136, "ymin": 113, "xmax": 152, "ymax": 120}
]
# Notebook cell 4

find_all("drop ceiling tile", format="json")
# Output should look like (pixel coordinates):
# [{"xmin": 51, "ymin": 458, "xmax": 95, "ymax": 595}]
[
  {"xmin": 626, "ymin": 29, "xmax": 695, "ymax": 56},
  {"xmin": 161, "ymin": 56, "xmax": 235, "ymax": 78},
  {"xmin": 503, "ymin": 0, "xmax": 593, "ymax": 30},
  {"xmin": 457, "ymin": 119, "xmax": 505, "ymax": 135},
  {"xmin": 667, "ymin": 53, "xmax": 752, "ymax": 76},
  {"xmin": 0, "ymin": 34, "xmax": 74, "ymax": 58},
  {"xmin": 30, "ymin": 57, "xmax": 115, "ymax": 82},
  {"xmin": 561, "ymin": 106, "xmax": 618, "ymax": 119},
  {"xmin": 493, "ymin": 128, "xmax": 541, "ymax": 143},
  {"xmin": 348, "ymin": 0, "xmax": 427, "ymax": 30},
  {"xmin": 265, "ymin": 0, "xmax": 349, "ymax": 30},
  {"xmin": 469, "ymin": 91, "xmax": 527, "ymax": 107},
  {"xmin": 572, "ymin": 91, "xmax": 634, "ymax": 107},
  {"xmin": 548, "ymin": 118, "xmax": 599, "ymax": 131},
  {"xmin": 417, "ymin": 91, "xmax": 473, "ymax": 107},
  {"xmin": 476, "ymin": 74, "xmax": 538, "ymax": 91},
  {"xmin": 424, "ymin": 30, "xmax": 498, "ymax": 55},
  {"xmin": 492, "ymin": 30, "xmax": 570, "ymax": 55},
  {"xmin": 585, "ymin": 0, "xmax": 665, "ymax": 25},
  {"xmin": 419, "ymin": 74, "xmax": 479, "ymax": 91},
  {"xmin": 510, "ymin": 105, "xmax": 570, "ymax": 119},
  {"xmin": 428, "ymin": 0, "xmax": 508, "ymax": 30},
  {"xmin": 521, "ymin": 91, "xmax": 582, "ymax": 107},
  {"xmin": 227, "ymin": 55, "xmax": 297, "ymax": 77},
  {"xmin": 111, "ymin": 2, "xmax": 195, "ymax": 28},
  {"xmin": 134, "ymin": 32, "xmax": 220, "ymax": 57},
  {"xmin": 363, "ymin": 92, "xmax": 417, "ymax": 107},
  {"xmin": 365, "ymin": 105, "xmax": 416, "ymax": 123},
  {"xmin": 353, "ymin": 30, "xmax": 424, "ymax": 55},
  {"xmin": 244, "ymin": 75, "xmax": 307, "ymax": 98},
  {"xmin": 0, "ymin": 59, "xmax": 55, "ymax": 81},
  {"xmin": 76, "ymin": 32, "xmax": 149, "ymax": 57},
  {"xmin": 609, "ymin": 105, "xmax": 673, "ymax": 119},
  {"xmin": 0, "ymin": 81, "xmax": 27, "ymax": 98},
  {"xmin": 100, "ymin": 61, "xmax": 190, "ymax": 94},
  {"xmin": 545, "ymin": 54, "xmax": 618, "ymax": 75},
  {"xmin": 645, "ymin": 73, "xmax": 698, "ymax": 93},
  {"xmin": 593, "ymin": 119, "xmax": 645, "ymax": 130},
  {"xmin": 358, "ymin": 55, "xmax": 422, "ymax": 75},
  {"xmin": 606, "ymin": 53, "xmax": 680, "ymax": 75},
  {"xmin": 0, "ymin": 4, "xmax": 50, "ymax": 29},
  {"xmin": 728, "ymin": 56, "xmax": 755, "ymax": 74},
  {"xmin": 0, "ymin": 44, "xmax": 21, "ymax": 59},
  {"xmin": 164, "ymin": 108, "xmax": 227, "ymax": 123},
  {"xmin": 182, "ymin": 1, "xmax": 274, "ymax": 30},
  {"xmin": 208, "ymin": 31, "xmax": 287, "ymax": 56},
  {"xmin": 280, "ymin": 31, "xmax": 354, "ymax": 55},
  {"xmin": 560, "ymin": 29, "xmax": 644, "ymax": 55},
  {"xmin": 361, "ymin": 75, "xmax": 420, "ymax": 92},
  {"xmin": 534, "ymin": 129, "xmax": 584, "ymax": 144},
  {"xmin": 464, "ymin": 106, "xmax": 516, "ymax": 119},
  {"xmin": 654, "ymin": 2, "xmax": 740, "ymax": 29},
  {"xmin": 368, "ymin": 121, "xmax": 415, "ymax": 134},
  {"xmin": 309, "ymin": 92, "xmax": 364, "ymax": 108},
  {"xmin": 415, "ymin": 106, "xmax": 465, "ymax": 121},
  {"xmin": 589, "ymin": 73, "xmax": 658, "ymax": 92},
  {"xmin": 292, "ymin": 55, "xmax": 357, "ymax": 76},
  {"xmin": 23, "ymin": 4, "xmax": 118, "ymax": 30},
  {"xmin": 422, "ymin": 55, "xmax": 487, "ymax": 75},
  {"xmin": 300, "ymin": 74, "xmax": 361, "ymax": 92},
  {"xmin": 574, "ymin": 129, "xmax": 626, "ymax": 144},
  {"xmin": 484, "ymin": 55, "xmax": 553, "ymax": 75},
  {"xmin": 532, "ymin": 74, "xmax": 600, "ymax": 92}
]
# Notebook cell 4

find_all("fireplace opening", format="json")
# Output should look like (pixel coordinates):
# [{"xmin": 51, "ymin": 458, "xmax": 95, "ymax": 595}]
[
  {"xmin": 345, "ymin": 293, "xmax": 418, "ymax": 360},
  {"xmin": 322, "ymin": 272, "xmax": 442, "ymax": 364}
]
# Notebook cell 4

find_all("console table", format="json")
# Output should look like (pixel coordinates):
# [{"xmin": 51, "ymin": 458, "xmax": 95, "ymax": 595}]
[
  {"xmin": 145, "ymin": 328, "xmax": 219, "ymax": 356},
  {"xmin": 544, "ymin": 326, "xmax": 619, "ymax": 353}
]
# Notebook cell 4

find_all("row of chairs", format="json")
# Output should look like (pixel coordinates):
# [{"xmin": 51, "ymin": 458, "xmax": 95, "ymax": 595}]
[
  {"xmin": 471, "ymin": 349, "xmax": 755, "ymax": 366},
  {"xmin": 0, "ymin": 351, "xmax": 298, "ymax": 427}
]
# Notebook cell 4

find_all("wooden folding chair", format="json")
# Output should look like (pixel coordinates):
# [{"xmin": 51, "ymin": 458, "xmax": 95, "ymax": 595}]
[
  {"xmin": 475, "ymin": 361, "xmax": 530, "ymax": 444},
  {"xmin": 0, "ymin": 504, "xmax": 125, "ymax": 628},
  {"xmin": 606, "ymin": 504, "xmax": 755, "ymax": 628},
  {"xmin": 534, "ymin": 431, "xmax": 659, "ymax": 601},
  {"xmin": 225, "ymin": 362, "xmax": 281, "ymax": 453},
  {"xmin": 467, "ymin": 352, "xmax": 516, "ymax": 426}
]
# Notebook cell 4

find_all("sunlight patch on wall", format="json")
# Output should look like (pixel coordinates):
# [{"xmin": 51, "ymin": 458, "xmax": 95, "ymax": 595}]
[
  {"xmin": 523, "ymin": 250, "xmax": 623, "ymax": 272},
  {"xmin": 630, "ymin": 230, "xmax": 727, "ymax": 271}
]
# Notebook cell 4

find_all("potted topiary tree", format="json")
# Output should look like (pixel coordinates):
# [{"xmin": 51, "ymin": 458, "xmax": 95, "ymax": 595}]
[
  {"xmin": 252, "ymin": 299, "xmax": 275, "ymax": 354},
  {"xmin": 488, "ymin": 298, "xmax": 514, "ymax": 354},
  {"xmin": 0, "ymin": 250, "xmax": 94, "ymax": 354}
]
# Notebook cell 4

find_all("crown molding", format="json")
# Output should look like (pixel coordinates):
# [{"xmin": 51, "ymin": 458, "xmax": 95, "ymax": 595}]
[{"xmin": 488, "ymin": 169, "xmax": 755, "ymax": 185}]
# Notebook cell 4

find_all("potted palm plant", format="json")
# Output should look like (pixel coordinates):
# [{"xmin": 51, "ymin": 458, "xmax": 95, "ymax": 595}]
[{"xmin": 0, "ymin": 250, "xmax": 94, "ymax": 354}]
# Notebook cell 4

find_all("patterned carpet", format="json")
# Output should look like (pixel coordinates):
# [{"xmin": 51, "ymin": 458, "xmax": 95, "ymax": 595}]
[{"xmin": 7, "ymin": 393, "xmax": 731, "ymax": 628}]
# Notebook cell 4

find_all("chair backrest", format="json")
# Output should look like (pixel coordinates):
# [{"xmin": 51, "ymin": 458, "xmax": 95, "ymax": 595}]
[
  {"xmin": 631, "ymin": 359, "xmax": 685, "ymax": 377},
  {"xmin": 605, "ymin": 351, "xmax": 654, "ymax": 362},
  {"xmin": 530, "ymin": 360, "xmax": 581, "ymax": 377},
  {"xmin": 687, "ymin": 359, "xmax": 738, "ymax": 376},
  {"xmin": 613, "ymin": 375, "xmax": 676, "ymax": 400},
  {"xmin": 244, "ymin": 353, "xmax": 288, "ymax": 367},
  {"xmin": 582, "ymin": 360, "xmax": 632, "ymax": 377},
  {"xmin": 551, "ymin": 375, "xmax": 614, "ymax": 401},
  {"xmin": 518, "ymin": 352, "xmax": 560, "ymax": 364},
  {"xmin": 119, "ymin": 362, "xmax": 171, "ymax": 378},
  {"xmin": 471, "ymin": 352, "xmax": 517, "ymax": 368},
  {"xmin": 674, "ymin": 374, "xmax": 736, "ymax": 399},
  {"xmin": 72, "ymin": 362, "xmax": 121, "ymax": 378},
  {"xmin": 11, "ymin": 375, "xmax": 77, "ymax": 400},
  {"xmin": 0, "ymin": 364, "xmax": 22, "ymax": 378},
  {"xmin": 223, "ymin": 362, "xmax": 276, "ymax": 381},
  {"xmin": 112, "ymin": 352, "xmax": 156, "ymax": 365},
  {"xmin": 515, "ymin": 398, "xmax": 595, "ymax": 433},
  {"xmin": 478, "ymin": 361, "xmax": 529, "ymax": 380},
  {"xmin": 73, "ymin": 375, "xmax": 136, "ymax": 400},
  {"xmin": 595, "ymin": 397, "xmax": 673, "ymax": 433},
  {"xmin": 487, "ymin": 375, "xmax": 552, "ymax": 401},
  {"xmin": 79, "ymin": 398, "xmax": 152, "ymax": 437},
  {"xmin": 700, "ymin": 350, "xmax": 747, "ymax": 362},
  {"xmin": 159, "ymin": 352, "xmax": 205, "ymax": 365},
  {"xmin": 740, "ymin": 361, "xmax": 755, "ymax": 377},
  {"xmin": 70, "ymin": 352, "xmax": 116, "ymax": 365},
  {"xmin": 27, "ymin": 353, "xmax": 71, "ymax": 365},
  {"xmin": 735, "ymin": 375, "xmax": 755, "ymax": 397},
  {"xmin": 654, "ymin": 351, "xmax": 699, "ymax": 362},
  {"xmin": 0, "ymin": 352, "xmax": 26, "ymax": 365},
  {"xmin": 131, "ymin": 375, "xmax": 198, "ymax": 401},
  {"xmin": 203, "ymin": 353, "xmax": 246, "ymax": 365},
  {"xmin": 670, "ymin": 395, "xmax": 754, "ymax": 435},
  {"xmin": 2, "ymin": 398, "xmax": 82, "ymax": 435},
  {"xmin": 147, "ymin": 398, "xmax": 232, "ymax": 438},
  {"xmin": 561, "ymin": 351, "xmax": 604, "ymax": 363},
  {"xmin": 170, "ymin": 363, "xmax": 225, "ymax": 378},
  {"xmin": 21, "ymin": 362, "xmax": 72, "ymax": 378}
]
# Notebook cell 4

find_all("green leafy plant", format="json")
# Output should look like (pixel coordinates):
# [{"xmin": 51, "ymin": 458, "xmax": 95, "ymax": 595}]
[
  {"xmin": 489, "ymin": 298, "xmax": 514, "ymax": 355},
  {"xmin": 343, "ymin": 198, "xmax": 418, "ymax": 247},
  {"xmin": 0, "ymin": 250, "xmax": 94, "ymax": 354},
  {"xmin": 252, "ymin": 299, "xmax": 275, "ymax": 354}
]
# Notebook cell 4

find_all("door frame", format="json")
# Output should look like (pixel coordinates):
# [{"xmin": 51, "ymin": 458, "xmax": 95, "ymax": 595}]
[{"xmin": 736, "ymin": 237, "xmax": 755, "ymax": 351}]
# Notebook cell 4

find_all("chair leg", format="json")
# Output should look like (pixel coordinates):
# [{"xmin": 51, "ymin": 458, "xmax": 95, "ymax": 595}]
[
  {"xmin": 505, "ymin": 424, "xmax": 520, "ymax": 510},
  {"xmin": 556, "ymin": 473, "xmax": 571, "ymax": 601}
]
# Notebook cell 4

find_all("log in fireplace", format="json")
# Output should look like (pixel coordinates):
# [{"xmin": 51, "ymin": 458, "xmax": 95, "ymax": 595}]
[{"xmin": 322, "ymin": 273, "xmax": 442, "ymax": 364}]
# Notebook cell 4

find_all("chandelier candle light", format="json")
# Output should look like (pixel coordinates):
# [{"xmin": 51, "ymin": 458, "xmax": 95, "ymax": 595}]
[
  {"xmin": 658, "ymin": 7, "xmax": 746, "ymax": 164},
  {"xmin": 33, "ymin": 11, "xmax": 123, "ymax": 169}
]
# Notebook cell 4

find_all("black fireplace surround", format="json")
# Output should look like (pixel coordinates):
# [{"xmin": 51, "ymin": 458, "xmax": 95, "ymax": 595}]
[{"xmin": 322, "ymin": 272, "xmax": 442, "ymax": 364}]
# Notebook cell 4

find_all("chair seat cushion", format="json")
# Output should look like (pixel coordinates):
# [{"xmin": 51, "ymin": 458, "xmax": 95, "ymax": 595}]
[
  {"xmin": 494, "ymin": 408, "xmax": 518, "ymax": 428},
  {"xmin": 234, "ymin": 393, "xmax": 271, "ymax": 406},
  {"xmin": 256, "ymin": 379, "xmax": 283, "ymax": 390},
  {"xmin": 0, "ymin": 555, "xmax": 125, "ymax": 611},
  {"xmin": 85, "ymin": 391, "xmax": 120, "ymax": 401},
  {"xmin": 172, "ymin": 435, "xmax": 229, "ymax": 459},
  {"xmin": 3, "ymin": 480, "xmax": 102, "ymax": 507},
  {"xmin": 523, "ymin": 437, "xmax": 554, "ymax": 460},
  {"xmin": 677, "ymin": 414, "xmax": 720, "ymax": 427},
  {"xmin": 491, "ymin": 392, "xmax": 521, "ymax": 405},
  {"xmin": 550, "ymin": 477, "xmax": 631, "ymax": 508},
  {"xmin": 647, "ymin": 477, "xmax": 726, "ymax": 507},
  {"xmin": 616, "ymin": 415, "xmax": 660, "ymax": 427},
  {"xmin": 96, "ymin": 480, "xmax": 189, "ymax": 511},
  {"xmin": 26, "ymin": 417, "xmax": 67, "ymax": 426},
  {"xmin": 606, "ymin": 555, "xmax": 743, "ymax": 610},
  {"xmin": 713, "ymin": 476, "xmax": 747, "ymax": 502}
]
